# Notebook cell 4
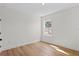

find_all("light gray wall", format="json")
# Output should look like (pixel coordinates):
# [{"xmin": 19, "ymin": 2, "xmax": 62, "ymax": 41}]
[
  {"xmin": 41, "ymin": 6, "xmax": 79, "ymax": 51},
  {"xmin": 0, "ymin": 6, "xmax": 3, "ymax": 51},
  {"xmin": 0, "ymin": 7, "xmax": 40, "ymax": 51}
]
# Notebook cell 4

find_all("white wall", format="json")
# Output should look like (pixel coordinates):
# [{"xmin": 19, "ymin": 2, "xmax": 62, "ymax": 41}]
[
  {"xmin": 41, "ymin": 6, "xmax": 79, "ymax": 51},
  {"xmin": 0, "ymin": 7, "xmax": 40, "ymax": 51},
  {"xmin": 0, "ymin": 6, "xmax": 3, "ymax": 51}
]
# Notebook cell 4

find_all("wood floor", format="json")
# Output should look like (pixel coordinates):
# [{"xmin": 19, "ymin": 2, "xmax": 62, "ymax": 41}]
[{"xmin": 0, "ymin": 41, "xmax": 79, "ymax": 56}]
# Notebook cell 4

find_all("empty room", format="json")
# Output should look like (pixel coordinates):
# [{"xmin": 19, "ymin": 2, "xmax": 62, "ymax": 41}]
[{"xmin": 0, "ymin": 3, "xmax": 79, "ymax": 56}]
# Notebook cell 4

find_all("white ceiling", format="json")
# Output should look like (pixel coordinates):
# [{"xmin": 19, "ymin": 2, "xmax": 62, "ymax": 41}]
[{"xmin": 1, "ymin": 3, "xmax": 79, "ymax": 16}]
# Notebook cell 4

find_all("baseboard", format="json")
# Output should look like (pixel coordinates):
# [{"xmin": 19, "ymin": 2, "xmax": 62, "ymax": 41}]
[
  {"xmin": 40, "ymin": 41, "xmax": 79, "ymax": 53},
  {"xmin": 1, "ymin": 40, "xmax": 40, "ymax": 52}
]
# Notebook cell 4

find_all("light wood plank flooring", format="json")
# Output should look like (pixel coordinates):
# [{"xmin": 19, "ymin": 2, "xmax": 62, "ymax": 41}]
[{"xmin": 0, "ymin": 41, "xmax": 79, "ymax": 56}]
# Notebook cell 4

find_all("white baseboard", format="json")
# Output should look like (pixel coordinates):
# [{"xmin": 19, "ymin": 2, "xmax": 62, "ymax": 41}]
[{"xmin": 1, "ymin": 40, "xmax": 40, "ymax": 52}]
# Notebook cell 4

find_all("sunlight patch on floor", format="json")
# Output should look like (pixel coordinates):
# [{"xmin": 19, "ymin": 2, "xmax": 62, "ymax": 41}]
[{"xmin": 50, "ymin": 45, "xmax": 69, "ymax": 55}]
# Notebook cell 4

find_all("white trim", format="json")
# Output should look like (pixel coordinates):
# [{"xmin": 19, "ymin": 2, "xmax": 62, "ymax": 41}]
[{"xmin": 1, "ymin": 40, "xmax": 40, "ymax": 52}]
